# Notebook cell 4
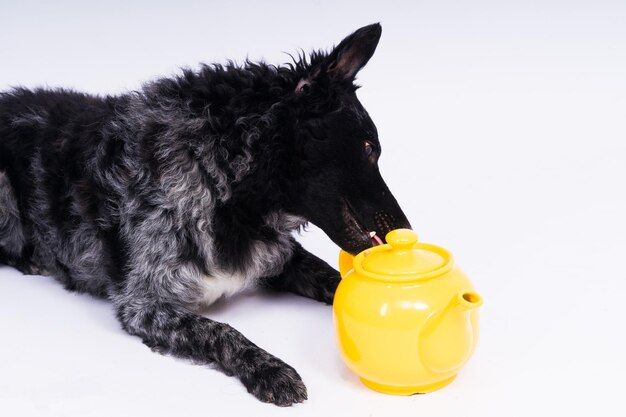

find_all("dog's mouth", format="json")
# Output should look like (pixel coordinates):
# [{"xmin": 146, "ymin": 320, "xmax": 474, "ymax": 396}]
[
  {"xmin": 369, "ymin": 231, "xmax": 384, "ymax": 246},
  {"xmin": 343, "ymin": 199, "xmax": 385, "ymax": 249}
]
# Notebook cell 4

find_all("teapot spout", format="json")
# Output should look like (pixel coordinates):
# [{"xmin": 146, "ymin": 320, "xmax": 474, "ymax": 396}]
[
  {"xmin": 455, "ymin": 291, "xmax": 483, "ymax": 311},
  {"xmin": 338, "ymin": 250, "xmax": 356, "ymax": 279}
]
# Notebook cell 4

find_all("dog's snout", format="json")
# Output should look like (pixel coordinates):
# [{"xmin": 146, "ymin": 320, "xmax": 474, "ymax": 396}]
[{"xmin": 374, "ymin": 211, "xmax": 398, "ymax": 241}]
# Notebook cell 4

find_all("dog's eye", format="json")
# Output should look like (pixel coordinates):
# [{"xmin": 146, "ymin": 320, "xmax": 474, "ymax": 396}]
[
  {"xmin": 295, "ymin": 79, "xmax": 311, "ymax": 94},
  {"xmin": 364, "ymin": 141, "xmax": 374, "ymax": 157}
]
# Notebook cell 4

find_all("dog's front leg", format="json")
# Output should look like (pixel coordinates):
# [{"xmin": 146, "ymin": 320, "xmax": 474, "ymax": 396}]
[
  {"xmin": 263, "ymin": 240, "xmax": 341, "ymax": 305},
  {"xmin": 114, "ymin": 291, "xmax": 307, "ymax": 406}
]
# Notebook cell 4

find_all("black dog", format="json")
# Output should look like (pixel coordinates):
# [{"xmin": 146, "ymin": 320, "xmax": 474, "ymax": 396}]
[{"xmin": 0, "ymin": 23, "xmax": 410, "ymax": 406}]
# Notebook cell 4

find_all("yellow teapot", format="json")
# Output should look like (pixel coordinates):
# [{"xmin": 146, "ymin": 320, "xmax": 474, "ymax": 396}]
[{"xmin": 333, "ymin": 229, "xmax": 483, "ymax": 395}]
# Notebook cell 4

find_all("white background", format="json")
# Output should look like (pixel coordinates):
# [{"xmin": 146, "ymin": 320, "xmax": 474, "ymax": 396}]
[{"xmin": 1, "ymin": 1, "xmax": 625, "ymax": 416}]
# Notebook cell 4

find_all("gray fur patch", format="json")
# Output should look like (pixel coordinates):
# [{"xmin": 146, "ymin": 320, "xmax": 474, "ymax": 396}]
[
  {"xmin": 0, "ymin": 171, "xmax": 26, "ymax": 255},
  {"xmin": 9, "ymin": 108, "xmax": 49, "ymax": 128}
]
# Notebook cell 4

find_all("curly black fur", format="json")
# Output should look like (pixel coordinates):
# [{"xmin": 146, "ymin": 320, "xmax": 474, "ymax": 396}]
[{"xmin": 0, "ymin": 23, "xmax": 409, "ymax": 406}]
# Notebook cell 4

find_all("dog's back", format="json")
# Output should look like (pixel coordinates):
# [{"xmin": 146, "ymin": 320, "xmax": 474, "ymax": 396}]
[{"xmin": 0, "ymin": 87, "xmax": 115, "ymax": 183}]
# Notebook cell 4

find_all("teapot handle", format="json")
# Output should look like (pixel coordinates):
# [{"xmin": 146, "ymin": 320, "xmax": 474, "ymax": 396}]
[{"xmin": 338, "ymin": 250, "xmax": 355, "ymax": 278}]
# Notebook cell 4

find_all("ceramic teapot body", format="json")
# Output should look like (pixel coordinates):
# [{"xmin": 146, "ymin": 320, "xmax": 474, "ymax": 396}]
[{"xmin": 333, "ymin": 229, "xmax": 482, "ymax": 395}]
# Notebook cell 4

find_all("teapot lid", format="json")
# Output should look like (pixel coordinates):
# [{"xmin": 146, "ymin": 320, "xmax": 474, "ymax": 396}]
[{"xmin": 357, "ymin": 229, "xmax": 453, "ymax": 281}]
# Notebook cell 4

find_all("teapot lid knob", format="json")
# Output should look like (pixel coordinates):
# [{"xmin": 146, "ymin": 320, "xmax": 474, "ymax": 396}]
[{"xmin": 385, "ymin": 229, "xmax": 418, "ymax": 251}]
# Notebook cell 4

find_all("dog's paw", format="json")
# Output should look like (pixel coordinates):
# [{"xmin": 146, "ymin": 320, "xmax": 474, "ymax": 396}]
[
  {"xmin": 242, "ymin": 358, "xmax": 308, "ymax": 406},
  {"xmin": 316, "ymin": 270, "xmax": 341, "ymax": 305}
]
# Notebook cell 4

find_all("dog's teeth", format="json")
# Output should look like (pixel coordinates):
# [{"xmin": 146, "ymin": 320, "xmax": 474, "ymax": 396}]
[{"xmin": 370, "ymin": 231, "xmax": 384, "ymax": 246}]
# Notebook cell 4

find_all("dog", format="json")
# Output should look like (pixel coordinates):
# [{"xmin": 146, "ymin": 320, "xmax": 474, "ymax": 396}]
[{"xmin": 0, "ymin": 23, "xmax": 410, "ymax": 406}]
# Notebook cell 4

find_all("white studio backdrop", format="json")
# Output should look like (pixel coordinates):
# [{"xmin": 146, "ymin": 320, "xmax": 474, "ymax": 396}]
[{"xmin": 1, "ymin": 1, "xmax": 625, "ymax": 416}]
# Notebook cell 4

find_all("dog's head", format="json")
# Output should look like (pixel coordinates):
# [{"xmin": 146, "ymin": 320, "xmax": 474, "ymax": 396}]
[{"xmin": 285, "ymin": 23, "xmax": 411, "ymax": 255}]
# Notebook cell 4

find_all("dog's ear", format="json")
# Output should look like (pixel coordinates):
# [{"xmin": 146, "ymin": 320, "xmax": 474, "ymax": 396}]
[{"xmin": 326, "ymin": 23, "xmax": 382, "ymax": 81}]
